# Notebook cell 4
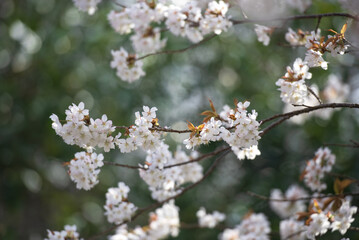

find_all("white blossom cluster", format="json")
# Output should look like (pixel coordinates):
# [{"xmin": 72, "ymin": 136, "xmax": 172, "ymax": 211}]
[
  {"xmin": 196, "ymin": 207, "xmax": 225, "ymax": 228},
  {"xmin": 285, "ymin": 28, "xmax": 320, "ymax": 47},
  {"xmin": 305, "ymin": 199, "xmax": 357, "ymax": 239},
  {"xmin": 275, "ymin": 58, "xmax": 312, "ymax": 105},
  {"xmin": 140, "ymin": 147, "xmax": 203, "ymax": 201},
  {"xmin": 220, "ymin": 213, "xmax": 271, "ymax": 240},
  {"xmin": 184, "ymin": 101, "xmax": 261, "ymax": 161},
  {"xmin": 303, "ymin": 147, "xmax": 335, "ymax": 192},
  {"xmin": 106, "ymin": 1, "xmax": 231, "ymax": 82},
  {"xmin": 104, "ymin": 182, "xmax": 137, "ymax": 224},
  {"xmin": 50, "ymin": 102, "xmax": 118, "ymax": 152},
  {"xmin": 283, "ymin": 74, "xmax": 350, "ymax": 124},
  {"xmin": 68, "ymin": 151, "xmax": 104, "ymax": 190},
  {"xmin": 45, "ymin": 225, "xmax": 82, "ymax": 240},
  {"xmin": 254, "ymin": 24, "xmax": 273, "ymax": 46},
  {"xmin": 72, "ymin": 0, "xmax": 101, "ymax": 15},
  {"xmin": 110, "ymin": 48, "xmax": 145, "ymax": 83},
  {"xmin": 109, "ymin": 201, "xmax": 180, "ymax": 240},
  {"xmin": 303, "ymin": 27, "xmax": 348, "ymax": 69},
  {"xmin": 116, "ymin": 106, "xmax": 162, "ymax": 153},
  {"xmin": 280, "ymin": 219, "xmax": 306, "ymax": 240},
  {"xmin": 270, "ymin": 185, "xmax": 308, "ymax": 218}
]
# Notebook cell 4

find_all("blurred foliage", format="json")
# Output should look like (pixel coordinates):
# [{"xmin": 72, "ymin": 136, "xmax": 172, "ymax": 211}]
[{"xmin": 1, "ymin": 0, "xmax": 359, "ymax": 239}]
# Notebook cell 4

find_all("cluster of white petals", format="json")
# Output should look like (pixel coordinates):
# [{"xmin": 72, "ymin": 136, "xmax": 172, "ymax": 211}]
[
  {"xmin": 220, "ymin": 213, "xmax": 271, "ymax": 240},
  {"xmin": 286, "ymin": 28, "xmax": 320, "ymax": 46},
  {"xmin": 68, "ymin": 151, "xmax": 104, "ymax": 190},
  {"xmin": 304, "ymin": 199, "xmax": 357, "ymax": 239},
  {"xmin": 110, "ymin": 48, "xmax": 145, "ymax": 83},
  {"xmin": 331, "ymin": 200, "xmax": 357, "ymax": 234},
  {"xmin": 72, "ymin": 0, "xmax": 101, "ymax": 15},
  {"xmin": 276, "ymin": 58, "xmax": 312, "ymax": 104},
  {"xmin": 303, "ymin": 147, "xmax": 335, "ymax": 192},
  {"xmin": 196, "ymin": 207, "xmax": 225, "ymax": 228},
  {"xmin": 254, "ymin": 24, "xmax": 272, "ymax": 46},
  {"xmin": 50, "ymin": 102, "xmax": 118, "ymax": 152},
  {"xmin": 45, "ymin": 225, "xmax": 82, "ymax": 240},
  {"xmin": 305, "ymin": 212, "xmax": 331, "ymax": 239},
  {"xmin": 105, "ymin": 1, "xmax": 232, "ymax": 82},
  {"xmin": 283, "ymin": 74, "xmax": 349, "ymax": 124},
  {"xmin": 148, "ymin": 201, "xmax": 180, "ymax": 238},
  {"xmin": 184, "ymin": 101, "xmax": 261, "ymax": 161},
  {"xmin": 104, "ymin": 182, "xmax": 137, "ymax": 224},
  {"xmin": 304, "ymin": 49, "xmax": 328, "ymax": 70},
  {"xmin": 131, "ymin": 27, "xmax": 167, "ymax": 54},
  {"xmin": 109, "ymin": 201, "xmax": 180, "ymax": 240},
  {"xmin": 270, "ymin": 185, "xmax": 308, "ymax": 218},
  {"xmin": 280, "ymin": 219, "xmax": 306, "ymax": 240},
  {"xmin": 140, "ymin": 147, "xmax": 203, "ymax": 201},
  {"xmin": 116, "ymin": 106, "xmax": 162, "ymax": 153}
]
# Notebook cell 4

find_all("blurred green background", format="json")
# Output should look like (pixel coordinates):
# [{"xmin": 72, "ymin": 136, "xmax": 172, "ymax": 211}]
[{"xmin": 1, "ymin": 0, "xmax": 359, "ymax": 239}]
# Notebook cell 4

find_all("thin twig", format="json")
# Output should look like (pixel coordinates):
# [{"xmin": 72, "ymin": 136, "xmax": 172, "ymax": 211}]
[
  {"xmin": 246, "ymin": 191, "xmax": 359, "ymax": 202},
  {"xmin": 135, "ymin": 34, "xmax": 217, "ymax": 61},
  {"xmin": 149, "ymin": 126, "xmax": 191, "ymax": 134},
  {"xmin": 231, "ymin": 12, "xmax": 359, "ymax": 25},
  {"xmin": 324, "ymin": 143, "xmax": 359, "ymax": 148},
  {"xmin": 260, "ymin": 103, "xmax": 359, "ymax": 125},
  {"xmin": 315, "ymin": 16, "xmax": 322, "ymax": 33},
  {"xmin": 260, "ymin": 116, "xmax": 291, "ymax": 136},
  {"xmin": 307, "ymin": 86, "xmax": 322, "ymax": 104},
  {"xmin": 164, "ymin": 147, "xmax": 230, "ymax": 169},
  {"xmin": 103, "ymin": 161, "xmax": 143, "ymax": 169},
  {"xmin": 103, "ymin": 146, "xmax": 230, "ymax": 170}
]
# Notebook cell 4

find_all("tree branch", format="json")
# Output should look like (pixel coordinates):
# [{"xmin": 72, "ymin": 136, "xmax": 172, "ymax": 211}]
[
  {"xmin": 246, "ymin": 191, "xmax": 359, "ymax": 202},
  {"xmin": 260, "ymin": 103, "xmax": 359, "ymax": 125}
]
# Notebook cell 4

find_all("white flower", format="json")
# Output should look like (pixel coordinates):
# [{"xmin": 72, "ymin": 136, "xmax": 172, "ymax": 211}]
[
  {"xmin": 104, "ymin": 182, "xmax": 137, "ymax": 224},
  {"xmin": 45, "ymin": 225, "xmax": 81, "ymax": 240},
  {"xmin": 148, "ymin": 201, "xmax": 180, "ymax": 238},
  {"xmin": 303, "ymin": 147, "xmax": 335, "ymax": 192},
  {"xmin": 107, "ymin": 10, "xmax": 134, "ymax": 34},
  {"xmin": 197, "ymin": 207, "xmax": 225, "ymax": 228},
  {"xmin": 331, "ymin": 200, "xmax": 357, "ymax": 234},
  {"xmin": 110, "ymin": 48, "xmax": 145, "ymax": 83},
  {"xmin": 68, "ymin": 151, "xmax": 104, "ymax": 190},
  {"xmin": 200, "ymin": 1, "xmax": 232, "ymax": 35},
  {"xmin": 131, "ymin": 27, "xmax": 167, "ymax": 54},
  {"xmin": 276, "ymin": 58, "xmax": 312, "ymax": 104},
  {"xmin": 280, "ymin": 219, "xmax": 306, "ymax": 240},
  {"xmin": 304, "ymin": 49, "xmax": 328, "ymax": 70},
  {"xmin": 306, "ymin": 212, "xmax": 330, "ymax": 239},
  {"xmin": 270, "ymin": 185, "xmax": 308, "ymax": 218},
  {"xmin": 254, "ymin": 24, "xmax": 272, "ymax": 46},
  {"xmin": 72, "ymin": 0, "xmax": 101, "ymax": 15},
  {"xmin": 220, "ymin": 228, "xmax": 240, "ymax": 240}
]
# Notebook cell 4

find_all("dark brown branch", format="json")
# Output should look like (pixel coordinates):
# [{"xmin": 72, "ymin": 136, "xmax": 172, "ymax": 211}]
[
  {"xmin": 247, "ymin": 191, "xmax": 359, "ymax": 202},
  {"xmin": 135, "ymin": 33, "xmax": 217, "ymax": 61},
  {"xmin": 260, "ymin": 116, "xmax": 291, "ymax": 136},
  {"xmin": 103, "ymin": 146, "xmax": 230, "ymax": 170},
  {"xmin": 164, "ymin": 147, "xmax": 230, "ymax": 169},
  {"xmin": 103, "ymin": 161, "xmax": 144, "ymax": 169},
  {"xmin": 231, "ymin": 12, "xmax": 359, "ymax": 25},
  {"xmin": 307, "ymin": 86, "xmax": 322, "ymax": 104},
  {"xmin": 324, "ymin": 143, "xmax": 359, "ymax": 148},
  {"xmin": 260, "ymin": 103, "xmax": 359, "ymax": 125},
  {"xmin": 149, "ymin": 126, "xmax": 191, "ymax": 134},
  {"xmin": 88, "ymin": 150, "xmax": 230, "ymax": 240}
]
